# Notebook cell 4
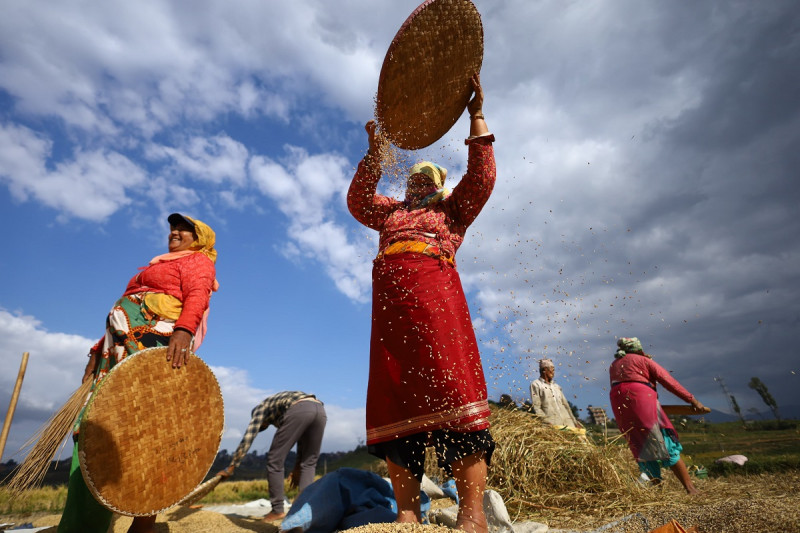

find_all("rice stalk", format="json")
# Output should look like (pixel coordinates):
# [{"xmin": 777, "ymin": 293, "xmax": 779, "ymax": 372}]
[{"xmin": 3, "ymin": 380, "xmax": 93, "ymax": 495}]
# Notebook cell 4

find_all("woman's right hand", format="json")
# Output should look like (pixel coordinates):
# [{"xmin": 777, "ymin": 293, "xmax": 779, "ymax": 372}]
[
  {"xmin": 82, "ymin": 354, "xmax": 98, "ymax": 383},
  {"xmin": 691, "ymin": 398, "xmax": 708, "ymax": 412},
  {"xmin": 467, "ymin": 73, "xmax": 489, "ymax": 137},
  {"xmin": 365, "ymin": 120, "xmax": 380, "ymax": 156}
]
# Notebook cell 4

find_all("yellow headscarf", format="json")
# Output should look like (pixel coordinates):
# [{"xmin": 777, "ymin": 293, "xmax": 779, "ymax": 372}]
[
  {"xmin": 406, "ymin": 161, "xmax": 451, "ymax": 208},
  {"xmin": 409, "ymin": 161, "xmax": 447, "ymax": 189},
  {"xmin": 184, "ymin": 215, "xmax": 217, "ymax": 264}
]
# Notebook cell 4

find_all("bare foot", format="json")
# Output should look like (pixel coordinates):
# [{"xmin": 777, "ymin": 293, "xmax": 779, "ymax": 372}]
[
  {"xmin": 262, "ymin": 511, "xmax": 287, "ymax": 522},
  {"xmin": 456, "ymin": 514, "xmax": 488, "ymax": 533}
]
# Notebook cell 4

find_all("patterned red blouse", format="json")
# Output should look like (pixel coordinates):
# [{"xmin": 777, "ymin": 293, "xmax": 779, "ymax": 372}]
[
  {"xmin": 123, "ymin": 252, "xmax": 216, "ymax": 334},
  {"xmin": 347, "ymin": 136, "xmax": 496, "ymax": 259}
]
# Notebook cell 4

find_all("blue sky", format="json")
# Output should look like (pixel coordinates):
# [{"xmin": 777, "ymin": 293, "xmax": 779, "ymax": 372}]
[{"xmin": 2, "ymin": 0, "xmax": 799, "ymax": 462}]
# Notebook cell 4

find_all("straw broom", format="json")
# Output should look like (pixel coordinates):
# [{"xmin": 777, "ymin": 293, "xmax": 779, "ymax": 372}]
[{"xmin": 3, "ymin": 379, "xmax": 93, "ymax": 494}]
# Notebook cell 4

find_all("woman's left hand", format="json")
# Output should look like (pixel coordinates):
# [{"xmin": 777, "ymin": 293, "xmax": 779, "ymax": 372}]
[
  {"xmin": 467, "ymin": 73, "xmax": 484, "ymax": 116},
  {"xmin": 166, "ymin": 328, "xmax": 194, "ymax": 368}
]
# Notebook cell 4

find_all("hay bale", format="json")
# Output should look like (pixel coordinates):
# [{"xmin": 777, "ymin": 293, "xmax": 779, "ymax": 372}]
[{"xmin": 486, "ymin": 406, "xmax": 644, "ymax": 517}]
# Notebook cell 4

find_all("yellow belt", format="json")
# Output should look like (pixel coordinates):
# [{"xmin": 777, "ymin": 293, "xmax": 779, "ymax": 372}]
[{"xmin": 376, "ymin": 240, "xmax": 454, "ymax": 266}]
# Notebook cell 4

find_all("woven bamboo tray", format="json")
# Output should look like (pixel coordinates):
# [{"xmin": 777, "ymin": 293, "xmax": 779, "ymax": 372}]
[
  {"xmin": 376, "ymin": 0, "xmax": 484, "ymax": 150},
  {"xmin": 78, "ymin": 346, "xmax": 224, "ymax": 516}
]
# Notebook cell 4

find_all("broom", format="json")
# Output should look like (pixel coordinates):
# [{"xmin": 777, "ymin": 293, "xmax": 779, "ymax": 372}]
[{"xmin": 3, "ymin": 379, "xmax": 93, "ymax": 494}]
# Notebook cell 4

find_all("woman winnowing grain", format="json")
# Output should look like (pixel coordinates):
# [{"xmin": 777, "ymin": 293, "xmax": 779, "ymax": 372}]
[{"xmin": 347, "ymin": 74, "xmax": 495, "ymax": 533}]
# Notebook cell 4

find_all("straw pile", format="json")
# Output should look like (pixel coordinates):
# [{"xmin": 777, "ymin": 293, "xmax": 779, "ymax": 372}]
[{"xmin": 486, "ymin": 405, "xmax": 643, "ymax": 515}]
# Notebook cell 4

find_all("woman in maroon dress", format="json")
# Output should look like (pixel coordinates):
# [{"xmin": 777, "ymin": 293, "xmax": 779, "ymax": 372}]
[
  {"xmin": 609, "ymin": 337, "xmax": 706, "ymax": 494},
  {"xmin": 348, "ymin": 74, "xmax": 495, "ymax": 532}
]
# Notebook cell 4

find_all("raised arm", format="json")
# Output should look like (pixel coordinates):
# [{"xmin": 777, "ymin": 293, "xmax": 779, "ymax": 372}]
[
  {"xmin": 448, "ymin": 74, "xmax": 496, "ymax": 229},
  {"xmin": 347, "ymin": 120, "xmax": 399, "ymax": 229}
]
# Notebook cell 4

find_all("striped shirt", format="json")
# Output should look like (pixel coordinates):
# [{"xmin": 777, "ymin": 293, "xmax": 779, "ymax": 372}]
[{"xmin": 229, "ymin": 391, "xmax": 316, "ymax": 468}]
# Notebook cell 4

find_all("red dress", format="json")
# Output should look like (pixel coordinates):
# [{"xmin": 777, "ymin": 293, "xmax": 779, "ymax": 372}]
[
  {"xmin": 609, "ymin": 353, "xmax": 695, "ymax": 461},
  {"xmin": 347, "ymin": 136, "xmax": 496, "ymax": 445}
]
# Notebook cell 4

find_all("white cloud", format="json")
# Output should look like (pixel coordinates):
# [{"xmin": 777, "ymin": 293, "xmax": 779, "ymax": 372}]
[
  {"xmin": 0, "ymin": 123, "xmax": 148, "ymax": 221},
  {"xmin": 0, "ymin": 309, "xmax": 93, "ymax": 462},
  {"xmin": 250, "ymin": 146, "xmax": 373, "ymax": 300},
  {"xmin": 145, "ymin": 134, "xmax": 250, "ymax": 186}
]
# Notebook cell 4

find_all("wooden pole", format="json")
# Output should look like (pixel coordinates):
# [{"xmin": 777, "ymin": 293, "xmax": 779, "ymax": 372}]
[{"xmin": 0, "ymin": 352, "xmax": 30, "ymax": 461}]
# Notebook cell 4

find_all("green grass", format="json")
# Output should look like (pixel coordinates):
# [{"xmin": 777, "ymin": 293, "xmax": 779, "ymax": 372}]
[
  {"xmin": 0, "ymin": 485, "xmax": 67, "ymax": 515},
  {"xmin": 671, "ymin": 420, "xmax": 800, "ymax": 475}
]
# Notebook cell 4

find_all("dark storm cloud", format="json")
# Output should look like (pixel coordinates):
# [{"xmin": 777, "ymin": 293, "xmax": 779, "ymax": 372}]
[
  {"xmin": 664, "ymin": 4, "xmax": 800, "ymax": 151},
  {"xmin": 469, "ymin": 0, "xmax": 799, "ymax": 414}
]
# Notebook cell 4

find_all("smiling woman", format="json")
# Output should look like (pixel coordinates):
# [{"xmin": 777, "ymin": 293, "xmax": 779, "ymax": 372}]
[
  {"xmin": 168, "ymin": 218, "xmax": 198, "ymax": 253},
  {"xmin": 56, "ymin": 213, "xmax": 219, "ymax": 533}
]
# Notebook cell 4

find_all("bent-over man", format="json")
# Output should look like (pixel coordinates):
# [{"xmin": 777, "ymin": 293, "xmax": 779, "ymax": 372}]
[{"xmin": 219, "ymin": 391, "xmax": 326, "ymax": 522}]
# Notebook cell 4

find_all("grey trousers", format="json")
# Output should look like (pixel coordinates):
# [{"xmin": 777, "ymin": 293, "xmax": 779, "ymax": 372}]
[{"xmin": 267, "ymin": 399, "xmax": 327, "ymax": 512}]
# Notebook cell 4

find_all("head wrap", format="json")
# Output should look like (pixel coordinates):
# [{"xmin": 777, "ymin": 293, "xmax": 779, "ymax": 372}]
[
  {"xmin": 183, "ymin": 215, "xmax": 218, "ymax": 264},
  {"xmin": 539, "ymin": 358, "xmax": 555, "ymax": 370},
  {"xmin": 150, "ymin": 214, "xmax": 219, "ymax": 290},
  {"xmin": 405, "ymin": 161, "xmax": 451, "ymax": 209},
  {"xmin": 615, "ymin": 337, "xmax": 645, "ymax": 359},
  {"xmin": 409, "ymin": 161, "xmax": 447, "ymax": 189}
]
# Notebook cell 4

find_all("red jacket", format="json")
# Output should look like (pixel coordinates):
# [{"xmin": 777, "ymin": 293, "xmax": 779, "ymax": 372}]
[{"xmin": 123, "ymin": 252, "xmax": 216, "ymax": 334}]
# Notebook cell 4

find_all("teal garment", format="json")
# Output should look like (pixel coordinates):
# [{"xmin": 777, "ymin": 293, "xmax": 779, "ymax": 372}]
[
  {"xmin": 57, "ymin": 442, "xmax": 113, "ymax": 533},
  {"xmin": 637, "ymin": 429, "xmax": 683, "ymax": 480}
]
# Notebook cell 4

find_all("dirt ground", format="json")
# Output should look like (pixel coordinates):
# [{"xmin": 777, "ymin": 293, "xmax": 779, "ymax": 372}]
[{"xmin": 3, "ymin": 472, "xmax": 799, "ymax": 533}]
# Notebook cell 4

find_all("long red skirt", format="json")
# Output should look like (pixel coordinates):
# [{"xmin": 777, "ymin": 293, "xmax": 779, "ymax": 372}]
[{"xmin": 366, "ymin": 253, "xmax": 491, "ymax": 445}]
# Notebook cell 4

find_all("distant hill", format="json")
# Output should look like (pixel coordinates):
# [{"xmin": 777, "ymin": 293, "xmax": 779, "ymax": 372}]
[
  {"xmin": 0, "ymin": 446, "xmax": 381, "ymax": 487},
  {"xmin": 701, "ymin": 404, "xmax": 800, "ymax": 423}
]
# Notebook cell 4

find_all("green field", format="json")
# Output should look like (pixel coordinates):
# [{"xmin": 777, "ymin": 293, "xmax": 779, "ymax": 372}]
[{"xmin": 674, "ymin": 420, "xmax": 800, "ymax": 475}]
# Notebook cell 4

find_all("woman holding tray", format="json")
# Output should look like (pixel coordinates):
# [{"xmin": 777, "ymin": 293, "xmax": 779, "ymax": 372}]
[
  {"xmin": 348, "ymin": 74, "xmax": 495, "ymax": 533},
  {"xmin": 58, "ymin": 213, "xmax": 218, "ymax": 533}
]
